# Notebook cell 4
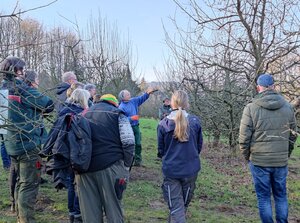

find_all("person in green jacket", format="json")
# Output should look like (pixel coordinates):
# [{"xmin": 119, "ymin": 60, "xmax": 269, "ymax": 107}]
[
  {"xmin": 0, "ymin": 57, "xmax": 54, "ymax": 223},
  {"xmin": 239, "ymin": 73, "xmax": 297, "ymax": 223}
]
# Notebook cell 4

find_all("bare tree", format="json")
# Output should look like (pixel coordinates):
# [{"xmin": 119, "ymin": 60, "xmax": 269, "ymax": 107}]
[
  {"xmin": 0, "ymin": 2, "xmax": 140, "ymax": 155},
  {"xmin": 80, "ymin": 13, "xmax": 138, "ymax": 95},
  {"xmin": 162, "ymin": 0, "xmax": 300, "ymax": 149}
]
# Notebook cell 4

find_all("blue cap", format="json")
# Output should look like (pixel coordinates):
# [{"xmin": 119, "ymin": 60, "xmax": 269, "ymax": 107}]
[{"xmin": 257, "ymin": 74, "xmax": 274, "ymax": 87}]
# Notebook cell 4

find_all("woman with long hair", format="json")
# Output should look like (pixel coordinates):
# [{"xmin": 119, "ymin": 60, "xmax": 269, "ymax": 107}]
[
  {"xmin": 157, "ymin": 90, "xmax": 203, "ymax": 223},
  {"xmin": 59, "ymin": 88, "xmax": 90, "ymax": 223}
]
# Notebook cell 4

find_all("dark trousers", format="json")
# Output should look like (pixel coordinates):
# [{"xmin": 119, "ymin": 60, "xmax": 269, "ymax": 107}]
[
  {"xmin": 9, "ymin": 161, "xmax": 17, "ymax": 204},
  {"xmin": 132, "ymin": 125, "xmax": 142, "ymax": 164},
  {"xmin": 12, "ymin": 148, "xmax": 41, "ymax": 223},
  {"xmin": 162, "ymin": 175, "xmax": 198, "ymax": 223},
  {"xmin": 67, "ymin": 171, "xmax": 81, "ymax": 216},
  {"xmin": 1, "ymin": 140, "xmax": 11, "ymax": 168}
]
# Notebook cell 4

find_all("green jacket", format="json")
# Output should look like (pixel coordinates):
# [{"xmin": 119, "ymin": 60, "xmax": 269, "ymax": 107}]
[
  {"xmin": 1, "ymin": 79, "xmax": 54, "ymax": 156},
  {"xmin": 239, "ymin": 90, "xmax": 296, "ymax": 167}
]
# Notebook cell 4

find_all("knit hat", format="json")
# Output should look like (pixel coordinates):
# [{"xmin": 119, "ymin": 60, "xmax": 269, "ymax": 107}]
[
  {"xmin": 100, "ymin": 94, "xmax": 119, "ymax": 107},
  {"xmin": 257, "ymin": 74, "xmax": 274, "ymax": 87}
]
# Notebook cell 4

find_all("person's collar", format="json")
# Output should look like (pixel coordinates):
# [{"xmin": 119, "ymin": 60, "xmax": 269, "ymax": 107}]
[{"xmin": 168, "ymin": 109, "xmax": 188, "ymax": 119}]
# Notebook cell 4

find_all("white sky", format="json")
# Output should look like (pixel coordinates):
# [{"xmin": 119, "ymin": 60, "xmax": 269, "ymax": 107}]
[{"xmin": 1, "ymin": 0, "xmax": 185, "ymax": 82}]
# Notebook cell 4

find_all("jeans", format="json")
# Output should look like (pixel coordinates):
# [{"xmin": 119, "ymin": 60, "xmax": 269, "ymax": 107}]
[
  {"xmin": 249, "ymin": 162, "xmax": 288, "ymax": 223},
  {"xmin": 67, "ymin": 171, "xmax": 80, "ymax": 215}
]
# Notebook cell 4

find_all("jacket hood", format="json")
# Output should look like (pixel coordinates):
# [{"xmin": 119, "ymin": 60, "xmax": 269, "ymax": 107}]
[
  {"xmin": 56, "ymin": 82, "xmax": 70, "ymax": 95},
  {"xmin": 58, "ymin": 103, "xmax": 84, "ymax": 116},
  {"xmin": 254, "ymin": 90, "xmax": 286, "ymax": 110},
  {"xmin": 160, "ymin": 118, "xmax": 176, "ymax": 133}
]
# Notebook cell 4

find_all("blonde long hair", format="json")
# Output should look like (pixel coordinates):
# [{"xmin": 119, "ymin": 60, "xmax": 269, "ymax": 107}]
[{"xmin": 171, "ymin": 90, "xmax": 189, "ymax": 142}]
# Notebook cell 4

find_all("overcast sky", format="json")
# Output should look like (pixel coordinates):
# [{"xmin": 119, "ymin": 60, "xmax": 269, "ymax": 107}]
[{"xmin": 1, "ymin": 0, "xmax": 185, "ymax": 82}]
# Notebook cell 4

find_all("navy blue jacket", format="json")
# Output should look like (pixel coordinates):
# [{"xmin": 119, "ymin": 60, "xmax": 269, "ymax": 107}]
[
  {"xmin": 41, "ymin": 112, "xmax": 92, "ymax": 189},
  {"xmin": 55, "ymin": 82, "xmax": 70, "ymax": 112},
  {"xmin": 58, "ymin": 103, "xmax": 84, "ymax": 116},
  {"xmin": 157, "ymin": 111, "xmax": 203, "ymax": 178}
]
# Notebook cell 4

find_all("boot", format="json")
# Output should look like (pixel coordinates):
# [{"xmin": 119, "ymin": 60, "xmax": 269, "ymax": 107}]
[
  {"xmin": 74, "ymin": 214, "xmax": 82, "ymax": 223},
  {"xmin": 69, "ymin": 214, "xmax": 74, "ymax": 223}
]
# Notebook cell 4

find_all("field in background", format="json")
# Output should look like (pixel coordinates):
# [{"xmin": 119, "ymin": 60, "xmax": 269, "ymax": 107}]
[{"xmin": 0, "ymin": 118, "xmax": 299, "ymax": 223}]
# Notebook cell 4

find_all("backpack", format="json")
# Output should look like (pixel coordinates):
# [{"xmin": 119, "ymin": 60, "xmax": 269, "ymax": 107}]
[{"xmin": 41, "ymin": 113, "xmax": 92, "ymax": 173}]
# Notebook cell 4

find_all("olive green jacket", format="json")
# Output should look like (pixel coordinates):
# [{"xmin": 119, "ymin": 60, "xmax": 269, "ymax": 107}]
[{"xmin": 239, "ymin": 90, "xmax": 296, "ymax": 167}]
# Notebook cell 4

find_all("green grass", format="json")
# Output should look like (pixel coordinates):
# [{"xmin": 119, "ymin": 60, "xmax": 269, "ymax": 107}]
[{"xmin": 0, "ymin": 118, "xmax": 299, "ymax": 222}]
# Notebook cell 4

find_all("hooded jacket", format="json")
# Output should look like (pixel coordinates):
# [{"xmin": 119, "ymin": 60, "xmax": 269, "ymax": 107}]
[
  {"xmin": 157, "ymin": 111, "xmax": 203, "ymax": 178},
  {"xmin": 1, "ymin": 79, "xmax": 54, "ymax": 155},
  {"xmin": 58, "ymin": 103, "xmax": 84, "ymax": 117},
  {"xmin": 40, "ymin": 113, "xmax": 92, "ymax": 189},
  {"xmin": 55, "ymin": 82, "xmax": 70, "ymax": 112},
  {"xmin": 239, "ymin": 90, "xmax": 296, "ymax": 167}
]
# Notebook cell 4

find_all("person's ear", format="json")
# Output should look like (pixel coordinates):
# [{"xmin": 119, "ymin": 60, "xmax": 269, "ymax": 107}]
[{"xmin": 256, "ymin": 85, "xmax": 260, "ymax": 92}]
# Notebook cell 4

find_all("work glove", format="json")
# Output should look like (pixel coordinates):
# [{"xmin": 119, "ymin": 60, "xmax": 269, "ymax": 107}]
[{"xmin": 130, "ymin": 115, "xmax": 139, "ymax": 121}]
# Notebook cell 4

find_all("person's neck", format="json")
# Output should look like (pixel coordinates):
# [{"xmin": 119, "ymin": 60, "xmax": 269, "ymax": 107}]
[{"xmin": 258, "ymin": 88, "xmax": 274, "ymax": 94}]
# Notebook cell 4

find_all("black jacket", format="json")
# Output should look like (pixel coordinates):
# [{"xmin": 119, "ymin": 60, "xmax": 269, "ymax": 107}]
[
  {"xmin": 84, "ymin": 101, "xmax": 135, "ymax": 172},
  {"xmin": 55, "ymin": 82, "xmax": 70, "ymax": 112},
  {"xmin": 40, "ymin": 113, "xmax": 92, "ymax": 189}
]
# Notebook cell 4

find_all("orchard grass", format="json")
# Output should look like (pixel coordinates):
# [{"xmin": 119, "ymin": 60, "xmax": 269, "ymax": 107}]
[{"xmin": 0, "ymin": 118, "xmax": 299, "ymax": 222}]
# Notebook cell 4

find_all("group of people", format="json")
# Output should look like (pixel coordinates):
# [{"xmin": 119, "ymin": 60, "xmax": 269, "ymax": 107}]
[
  {"xmin": 0, "ymin": 55, "xmax": 297, "ymax": 223},
  {"xmin": 156, "ymin": 74, "xmax": 297, "ymax": 223},
  {"xmin": 0, "ymin": 56, "xmax": 157, "ymax": 223}
]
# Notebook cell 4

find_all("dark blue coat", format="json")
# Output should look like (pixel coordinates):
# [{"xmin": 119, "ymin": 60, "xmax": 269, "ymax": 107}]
[
  {"xmin": 41, "ymin": 112, "xmax": 92, "ymax": 189},
  {"xmin": 41, "ymin": 103, "xmax": 90, "ymax": 189},
  {"xmin": 55, "ymin": 82, "xmax": 70, "ymax": 112},
  {"xmin": 58, "ymin": 103, "xmax": 84, "ymax": 117},
  {"xmin": 157, "ymin": 112, "xmax": 203, "ymax": 178}
]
